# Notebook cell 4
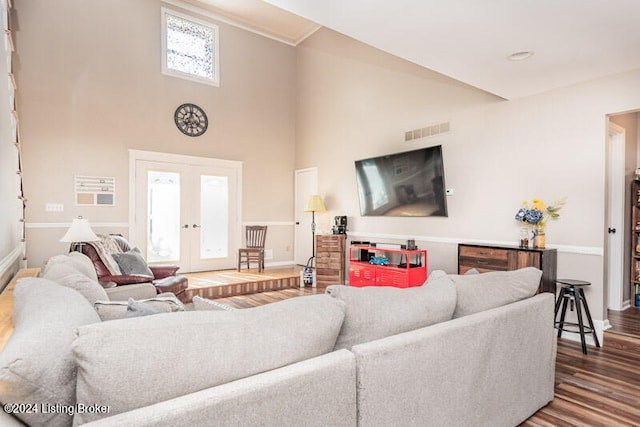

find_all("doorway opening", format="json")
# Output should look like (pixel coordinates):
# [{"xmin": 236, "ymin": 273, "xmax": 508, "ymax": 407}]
[{"xmin": 606, "ymin": 111, "xmax": 640, "ymax": 311}]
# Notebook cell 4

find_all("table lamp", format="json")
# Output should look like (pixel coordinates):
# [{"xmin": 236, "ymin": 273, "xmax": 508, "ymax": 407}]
[{"xmin": 60, "ymin": 216, "xmax": 99, "ymax": 252}]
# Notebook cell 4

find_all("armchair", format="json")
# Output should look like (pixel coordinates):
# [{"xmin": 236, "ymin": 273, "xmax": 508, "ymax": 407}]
[{"xmin": 80, "ymin": 235, "xmax": 188, "ymax": 302}]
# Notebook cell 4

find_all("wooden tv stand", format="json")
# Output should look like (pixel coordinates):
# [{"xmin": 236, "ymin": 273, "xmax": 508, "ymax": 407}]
[{"xmin": 348, "ymin": 244, "xmax": 427, "ymax": 288}]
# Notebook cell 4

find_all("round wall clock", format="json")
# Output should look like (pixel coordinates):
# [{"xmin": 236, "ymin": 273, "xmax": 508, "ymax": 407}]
[{"xmin": 174, "ymin": 103, "xmax": 208, "ymax": 137}]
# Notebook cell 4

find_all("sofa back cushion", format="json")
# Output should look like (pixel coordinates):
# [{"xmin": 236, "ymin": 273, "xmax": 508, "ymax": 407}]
[
  {"xmin": 449, "ymin": 267, "xmax": 542, "ymax": 318},
  {"xmin": 41, "ymin": 263, "xmax": 109, "ymax": 306},
  {"xmin": 43, "ymin": 252, "xmax": 99, "ymax": 282},
  {"xmin": 72, "ymin": 294, "xmax": 345, "ymax": 424},
  {"xmin": 326, "ymin": 275, "xmax": 456, "ymax": 351},
  {"xmin": 0, "ymin": 278, "xmax": 100, "ymax": 427}
]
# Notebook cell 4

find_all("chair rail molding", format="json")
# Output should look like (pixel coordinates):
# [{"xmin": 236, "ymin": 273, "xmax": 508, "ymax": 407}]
[{"xmin": 347, "ymin": 231, "xmax": 603, "ymax": 256}]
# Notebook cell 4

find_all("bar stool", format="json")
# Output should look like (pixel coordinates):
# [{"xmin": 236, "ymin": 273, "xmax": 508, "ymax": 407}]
[{"xmin": 554, "ymin": 279, "xmax": 600, "ymax": 354}]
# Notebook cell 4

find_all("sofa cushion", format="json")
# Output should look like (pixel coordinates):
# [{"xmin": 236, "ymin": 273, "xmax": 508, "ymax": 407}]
[
  {"xmin": 94, "ymin": 294, "xmax": 185, "ymax": 321},
  {"xmin": 449, "ymin": 267, "xmax": 543, "ymax": 318},
  {"xmin": 43, "ymin": 252, "xmax": 98, "ymax": 281},
  {"xmin": 326, "ymin": 276, "xmax": 456, "ymax": 351},
  {"xmin": 192, "ymin": 295, "xmax": 237, "ymax": 311},
  {"xmin": 111, "ymin": 248, "xmax": 154, "ymax": 277},
  {"xmin": 104, "ymin": 282, "xmax": 158, "ymax": 301},
  {"xmin": 0, "ymin": 278, "xmax": 100, "ymax": 427},
  {"xmin": 41, "ymin": 263, "xmax": 109, "ymax": 305},
  {"xmin": 72, "ymin": 294, "xmax": 345, "ymax": 424}
]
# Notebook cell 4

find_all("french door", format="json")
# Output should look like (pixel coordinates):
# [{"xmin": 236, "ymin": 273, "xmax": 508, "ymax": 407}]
[{"xmin": 130, "ymin": 151, "xmax": 241, "ymax": 272}]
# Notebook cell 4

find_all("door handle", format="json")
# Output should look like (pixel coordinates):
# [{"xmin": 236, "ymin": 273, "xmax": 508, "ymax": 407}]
[
  {"xmin": 608, "ymin": 227, "xmax": 616, "ymax": 234},
  {"xmin": 182, "ymin": 224, "xmax": 189, "ymax": 229},
  {"xmin": 192, "ymin": 224, "xmax": 200, "ymax": 228}
]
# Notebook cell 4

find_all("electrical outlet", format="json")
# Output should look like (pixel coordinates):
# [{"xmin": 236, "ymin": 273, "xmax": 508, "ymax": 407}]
[
  {"xmin": 45, "ymin": 203, "xmax": 64, "ymax": 212},
  {"xmin": 264, "ymin": 249, "xmax": 273, "ymax": 259}
]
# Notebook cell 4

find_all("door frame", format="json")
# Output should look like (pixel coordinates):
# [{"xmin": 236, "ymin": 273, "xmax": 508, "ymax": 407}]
[
  {"xmin": 606, "ymin": 121, "xmax": 626, "ymax": 311},
  {"xmin": 129, "ymin": 150, "xmax": 243, "ymax": 269},
  {"xmin": 294, "ymin": 167, "xmax": 318, "ymax": 265}
]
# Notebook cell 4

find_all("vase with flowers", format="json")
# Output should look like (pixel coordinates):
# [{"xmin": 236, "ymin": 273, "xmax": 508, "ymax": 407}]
[{"xmin": 514, "ymin": 198, "xmax": 566, "ymax": 248}]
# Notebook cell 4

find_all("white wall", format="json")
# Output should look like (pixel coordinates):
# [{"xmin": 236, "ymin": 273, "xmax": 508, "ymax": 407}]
[
  {"xmin": 0, "ymin": 0, "xmax": 23, "ymax": 287},
  {"xmin": 295, "ymin": 28, "xmax": 640, "ymax": 330},
  {"xmin": 15, "ymin": 0, "xmax": 297, "ymax": 268}
]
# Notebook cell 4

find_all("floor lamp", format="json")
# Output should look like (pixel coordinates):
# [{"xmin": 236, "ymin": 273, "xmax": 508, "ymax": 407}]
[{"xmin": 304, "ymin": 195, "xmax": 326, "ymax": 266}]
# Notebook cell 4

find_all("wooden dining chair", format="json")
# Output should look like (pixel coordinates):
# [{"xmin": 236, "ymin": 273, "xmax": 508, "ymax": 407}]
[{"xmin": 237, "ymin": 226, "xmax": 267, "ymax": 272}]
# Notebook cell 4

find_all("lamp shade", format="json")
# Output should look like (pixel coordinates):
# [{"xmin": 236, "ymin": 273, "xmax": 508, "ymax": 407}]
[
  {"xmin": 304, "ymin": 195, "xmax": 326, "ymax": 213},
  {"xmin": 60, "ymin": 217, "xmax": 100, "ymax": 243}
]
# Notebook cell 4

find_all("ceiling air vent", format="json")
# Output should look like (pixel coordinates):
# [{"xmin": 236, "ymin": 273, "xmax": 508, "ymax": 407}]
[{"xmin": 404, "ymin": 121, "xmax": 450, "ymax": 142}]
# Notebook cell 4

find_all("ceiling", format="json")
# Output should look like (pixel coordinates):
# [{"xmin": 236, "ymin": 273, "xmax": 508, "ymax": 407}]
[
  {"xmin": 181, "ymin": 0, "xmax": 320, "ymax": 45},
  {"xmin": 187, "ymin": 0, "xmax": 640, "ymax": 100}
]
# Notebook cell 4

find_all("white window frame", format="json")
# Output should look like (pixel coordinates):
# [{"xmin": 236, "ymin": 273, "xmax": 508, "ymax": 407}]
[{"xmin": 161, "ymin": 7, "xmax": 220, "ymax": 87}]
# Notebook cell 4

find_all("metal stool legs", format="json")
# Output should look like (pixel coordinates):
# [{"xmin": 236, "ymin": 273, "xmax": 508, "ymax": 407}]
[{"xmin": 554, "ymin": 285, "xmax": 600, "ymax": 354}]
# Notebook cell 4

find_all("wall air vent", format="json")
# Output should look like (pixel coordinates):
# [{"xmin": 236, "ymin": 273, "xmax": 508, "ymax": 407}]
[{"xmin": 404, "ymin": 121, "xmax": 450, "ymax": 142}]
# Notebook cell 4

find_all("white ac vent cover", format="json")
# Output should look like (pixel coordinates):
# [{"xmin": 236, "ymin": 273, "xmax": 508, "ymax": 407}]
[{"xmin": 405, "ymin": 121, "xmax": 450, "ymax": 142}]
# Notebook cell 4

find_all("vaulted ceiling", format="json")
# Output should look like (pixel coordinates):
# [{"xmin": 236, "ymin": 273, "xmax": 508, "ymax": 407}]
[{"xmin": 185, "ymin": 0, "xmax": 640, "ymax": 100}]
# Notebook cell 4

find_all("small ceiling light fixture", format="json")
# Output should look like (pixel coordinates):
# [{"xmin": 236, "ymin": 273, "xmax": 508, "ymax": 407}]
[{"xmin": 507, "ymin": 51, "xmax": 534, "ymax": 61}]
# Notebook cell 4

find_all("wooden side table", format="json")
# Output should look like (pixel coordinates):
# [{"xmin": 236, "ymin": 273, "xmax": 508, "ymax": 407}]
[
  {"xmin": 315, "ymin": 235, "xmax": 346, "ymax": 287},
  {"xmin": 0, "ymin": 268, "xmax": 40, "ymax": 351}
]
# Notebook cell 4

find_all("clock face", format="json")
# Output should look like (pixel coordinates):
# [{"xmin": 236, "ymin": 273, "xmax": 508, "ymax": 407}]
[{"xmin": 174, "ymin": 103, "xmax": 208, "ymax": 137}]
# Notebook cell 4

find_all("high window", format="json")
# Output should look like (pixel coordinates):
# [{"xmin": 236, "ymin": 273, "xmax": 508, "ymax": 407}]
[{"xmin": 161, "ymin": 8, "xmax": 219, "ymax": 86}]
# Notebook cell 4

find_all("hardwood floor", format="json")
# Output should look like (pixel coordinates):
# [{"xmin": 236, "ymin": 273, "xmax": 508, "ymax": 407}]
[
  {"xmin": 214, "ymin": 289, "xmax": 640, "ymax": 426},
  {"xmin": 521, "ymin": 338, "xmax": 640, "ymax": 426},
  {"xmin": 212, "ymin": 285, "xmax": 326, "ymax": 309}
]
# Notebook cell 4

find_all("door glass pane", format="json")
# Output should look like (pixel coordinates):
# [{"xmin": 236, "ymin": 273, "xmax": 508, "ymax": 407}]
[
  {"xmin": 147, "ymin": 171, "xmax": 180, "ymax": 262},
  {"xmin": 200, "ymin": 175, "xmax": 228, "ymax": 259}
]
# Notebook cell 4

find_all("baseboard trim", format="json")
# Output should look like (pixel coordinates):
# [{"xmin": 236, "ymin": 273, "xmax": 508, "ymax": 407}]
[{"xmin": 557, "ymin": 318, "xmax": 607, "ymax": 348}]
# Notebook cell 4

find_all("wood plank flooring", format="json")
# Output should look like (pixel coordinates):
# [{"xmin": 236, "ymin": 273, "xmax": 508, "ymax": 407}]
[
  {"xmin": 184, "ymin": 267, "xmax": 302, "ymax": 301},
  {"xmin": 213, "ymin": 288, "xmax": 640, "ymax": 426}
]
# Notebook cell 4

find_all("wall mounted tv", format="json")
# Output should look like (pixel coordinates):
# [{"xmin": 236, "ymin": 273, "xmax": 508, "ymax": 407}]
[{"xmin": 354, "ymin": 145, "xmax": 447, "ymax": 217}]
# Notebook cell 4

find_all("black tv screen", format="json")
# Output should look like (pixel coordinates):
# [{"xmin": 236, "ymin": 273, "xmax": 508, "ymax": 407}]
[{"xmin": 355, "ymin": 145, "xmax": 448, "ymax": 217}]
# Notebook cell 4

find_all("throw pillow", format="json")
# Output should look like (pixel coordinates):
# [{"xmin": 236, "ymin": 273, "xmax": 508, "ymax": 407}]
[
  {"xmin": 72, "ymin": 294, "xmax": 345, "ymax": 424},
  {"xmin": 0, "ymin": 278, "xmax": 100, "ymax": 427},
  {"xmin": 111, "ymin": 248, "xmax": 153, "ymax": 277},
  {"xmin": 326, "ymin": 276, "xmax": 456, "ymax": 351},
  {"xmin": 94, "ymin": 295, "xmax": 185, "ymax": 321},
  {"xmin": 41, "ymin": 263, "xmax": 109, "ymax": 305},
  {"xmin": 125, "ymin": 298, "xmax": 163, "ymax": 318},
  {"xmin": 449, "ymin": 267, "xmax": 542, "ymax": 318},
  {"xmin": 192, "ymin": 296, "xmax": 237, "ymax": 311}
]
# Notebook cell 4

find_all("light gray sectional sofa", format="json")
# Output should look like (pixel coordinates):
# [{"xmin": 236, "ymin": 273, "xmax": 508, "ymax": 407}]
[{"xmin": 0, "ymin": 253, "xmax": 556, "ymax": 427}]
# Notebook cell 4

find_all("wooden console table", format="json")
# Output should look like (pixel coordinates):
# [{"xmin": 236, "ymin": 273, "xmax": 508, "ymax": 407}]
[
  {"xmin": 458, "ymin": 243, "xmax": 557, "ymax": 293},
  {"xmin": 0, "ymin": 268, "xmax": 40, "ymax": 351}
]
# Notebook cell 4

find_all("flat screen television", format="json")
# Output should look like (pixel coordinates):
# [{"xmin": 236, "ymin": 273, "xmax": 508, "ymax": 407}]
[{"xmin": 354, "ymin": 145, "xmax": 448, "ymax": 217}]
